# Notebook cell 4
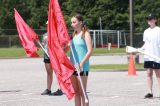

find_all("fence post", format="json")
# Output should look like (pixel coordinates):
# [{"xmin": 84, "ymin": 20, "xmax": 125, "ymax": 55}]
[
  {"xmin": 93, "ymin": 30, "xmax": 96, "ymax": 48},
  {"xmin": 124, "ymin": 31, "xmax": 127, "ymax": 46},
  {"xmin": 117, "ymin": 30, "xmax": 120, "ymax": 48},
  {"xmin": 8, "ymin": 36, "xmax": 11, "ymax": 47}
]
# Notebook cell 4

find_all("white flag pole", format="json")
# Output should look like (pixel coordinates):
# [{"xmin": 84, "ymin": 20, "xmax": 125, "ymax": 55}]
[
  {"xmin": 126, "ymin": 46, "xmax": 160, "ymax": 61},
  {"xmin": 36, "ymin": 40, "xmax": 49, "ymax": 58},
  {"xmin": 70, "ymin": 42, "xmax": 89, "ymax": 103}
]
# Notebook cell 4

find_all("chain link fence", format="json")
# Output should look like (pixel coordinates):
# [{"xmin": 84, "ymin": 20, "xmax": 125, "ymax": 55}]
[
  {"xmin": 0, "ymin": 29, "xmax": 45, "ymax": 48},
  {"xmin": 0, "ymin": 29, "xmax": 143, "ymax": 48}
]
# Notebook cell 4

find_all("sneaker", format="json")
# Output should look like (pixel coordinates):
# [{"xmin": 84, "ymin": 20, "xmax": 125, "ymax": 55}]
[
  {"xmin": 144, "ymin": 93, "xmax": 153, "ymax": 99},
  {"xmin": 53, "ymin": 89, "xmax": 63, "ymax": 96},
  {"xmin": 41, "ymin": 89, "xmax": 51, "ymax": 95}
]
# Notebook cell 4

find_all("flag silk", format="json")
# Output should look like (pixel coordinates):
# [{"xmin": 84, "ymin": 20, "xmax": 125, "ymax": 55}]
[
  {"xmin": 14, "ymin": 8, "xmax": 39, "ymax": 57},
  {"xmin": 48, "ymin": 0, "xmax": 75, "ymax": 100}
]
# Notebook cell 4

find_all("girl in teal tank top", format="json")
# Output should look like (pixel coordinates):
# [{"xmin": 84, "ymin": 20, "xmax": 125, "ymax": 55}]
[
  {"xmin": 70, "ymin": 31, "xmax": 90, "ymax": 72},
  {"xmin": 70, "ymin": 14, "xmax": 92, "ymax": 106}
]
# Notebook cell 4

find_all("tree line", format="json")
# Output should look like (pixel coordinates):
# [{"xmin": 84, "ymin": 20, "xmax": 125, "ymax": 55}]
[{"xmin": 0, "ymin": 0, "xmax": 160, "ymax": 33}]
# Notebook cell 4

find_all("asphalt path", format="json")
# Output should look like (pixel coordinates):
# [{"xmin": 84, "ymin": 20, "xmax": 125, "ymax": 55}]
[{"xmin": 0, "ymin": 56, "xmax": 160, "ymax": 106}]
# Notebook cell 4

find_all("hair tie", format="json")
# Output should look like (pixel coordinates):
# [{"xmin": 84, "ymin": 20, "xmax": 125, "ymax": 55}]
[{"xmin": 82, "ymin": 21, "xmax": 87, "ymax": 27}]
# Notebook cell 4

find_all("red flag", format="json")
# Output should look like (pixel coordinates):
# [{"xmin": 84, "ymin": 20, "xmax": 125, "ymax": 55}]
[
  {"xmin": 14, "ymin": 8, "xmax": 39, "ymax": 57},
  {"xmin": 48, "ymin": 0, "xmax": 75, "ymax": 100}
]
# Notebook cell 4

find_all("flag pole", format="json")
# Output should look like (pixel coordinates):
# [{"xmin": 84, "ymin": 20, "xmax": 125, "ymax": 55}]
[
  {"xmin": 36, "ymin": 40, "xmax": 49, "ymax": 58},
  {"xmin": 70, "ymin": 42, "xmax": 89, "ymax": 103}
]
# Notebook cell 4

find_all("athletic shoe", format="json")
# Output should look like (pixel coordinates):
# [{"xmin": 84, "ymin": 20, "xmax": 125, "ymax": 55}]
[
  {"xmin": 144, "ymin": 93, "xmax": 153, "ymax": 98},
  {"xmin": 41, "ymin": 89, "xmax": 51, "ymax": 95},
  {"xmin": 53, "ymin": 89, "xmax": 63, "ymax": 96}
]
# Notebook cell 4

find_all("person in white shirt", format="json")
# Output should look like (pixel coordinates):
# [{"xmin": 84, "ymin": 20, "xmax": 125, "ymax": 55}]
[{"xmin": 142, "ymin": 13, "xmax": 160, "ymax": 98}]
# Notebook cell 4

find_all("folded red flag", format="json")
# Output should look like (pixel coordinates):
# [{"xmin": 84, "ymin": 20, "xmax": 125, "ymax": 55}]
[
  {"xmin": 14, "ymin": 8, "xmax": 39, "ymax": 57},
  {"xmin": 48, "ymin": 0, "xmax": 75, "ymax": 100}
]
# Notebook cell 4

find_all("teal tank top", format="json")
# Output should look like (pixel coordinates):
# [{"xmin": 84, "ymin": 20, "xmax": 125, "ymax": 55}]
[{"xmin": 70, "ymin": 32, "xmax": 90, "ymax": 72}]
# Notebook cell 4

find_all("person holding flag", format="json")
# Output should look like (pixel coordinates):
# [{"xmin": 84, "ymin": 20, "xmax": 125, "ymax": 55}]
[
  {"xmin": 41, "ymin": 21, "xmax": 63, "ymax": 96},
  {"xmin": 15, "ymin": 7, "xmax": 64, "ymax": 96},
  {"xmin": 70, "ymin": 14, "xmax": 92, "ymax": 106},
  {"xmin": 141, "ymin": 13, "xmax": 160, "ymax": 99}
]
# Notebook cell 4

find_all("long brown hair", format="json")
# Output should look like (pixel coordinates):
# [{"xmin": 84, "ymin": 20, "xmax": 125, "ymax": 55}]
[{"xmin": 72, "ymin": 14, "xmax": 88, "ymax": 38}]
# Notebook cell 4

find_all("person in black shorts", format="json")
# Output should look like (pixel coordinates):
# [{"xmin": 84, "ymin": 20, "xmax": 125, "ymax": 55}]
[
  {"xmin": 41, "ymin": 21, "xmax": 63, "ymax": 95},
  {"xmin": 141, "ymin": 13, "xmax": 160, "ymax": 99},
  {"xmin": 70, "ymin": 14, "xmax": 92, "ymax": 106}
]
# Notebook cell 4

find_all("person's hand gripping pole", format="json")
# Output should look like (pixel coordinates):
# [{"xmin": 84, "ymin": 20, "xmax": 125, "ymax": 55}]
[{"xmin": 70, "ymin": 42, "xmax": 89, "ymax": 103}]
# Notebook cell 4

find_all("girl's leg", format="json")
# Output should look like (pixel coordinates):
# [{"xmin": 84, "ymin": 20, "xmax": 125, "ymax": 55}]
[
  {"xmin": 45, "ymin": 63, "xmax": 53, "ymax": 90},
  {"xmin": 146, "ymin": 68, "xmax": 153, "ymax": 94},
  {"xmin": 78, "ymin": 76, "xmax": 89, "ymax": 106},
  {"xmin": 71, "ymin": 75, "xmax": 81, "ymax": 106},
  {"xmin": 154, "ymin": 69, "xmax": 160, "ymax": 93}
]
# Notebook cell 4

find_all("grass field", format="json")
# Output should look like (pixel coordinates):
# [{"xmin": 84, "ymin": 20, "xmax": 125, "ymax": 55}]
[
  {"xmin": 93, "ymin": 48, "xmax": 126, "ymax": 55},
  {"xmin": 0, "ymin": 48, "xmax": 126, "ymax": 58},
  {"xmin": 90, "ymin": 64, "xmax": 143, "ymax": 71},
  {"xmin": 0, "ymin": 48, "xmax": 135, "ymax": 71},
  {"xmin": 0, "ymin": 48, "xmax": 43, "ymax": 58}
]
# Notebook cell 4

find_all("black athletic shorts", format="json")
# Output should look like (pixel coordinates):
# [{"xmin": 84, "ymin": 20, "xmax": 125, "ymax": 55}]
[
  {"xmin": 144, "ymin": 61, "xmax": 160, "ymax": 69},
  {"xmin": 44, "ymin": 59, "xmax": 50, "ymax": 63},
  {"xmin": 72, "ymin": 71, "xmax": 89, "ymax": 76}
]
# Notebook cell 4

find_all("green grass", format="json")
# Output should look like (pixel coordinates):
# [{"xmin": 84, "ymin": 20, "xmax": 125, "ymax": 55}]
[
  {"xmin": 93, "ymin": 48, "xmax": 126, "ymax": 55},
  {"xmin": 0, "ymin": 48, "xmax": 43, "ymax": 58},
  {"xmin": 90, "ymin": 64, "xmax": 144, "ymax": 71},
  {"xmin": 0, "ymin": 48, "xmax": 126, "ymax": 58},
  {"xmin": 0, "ymin": 48, "xmax": 143, "ymax": 71}
]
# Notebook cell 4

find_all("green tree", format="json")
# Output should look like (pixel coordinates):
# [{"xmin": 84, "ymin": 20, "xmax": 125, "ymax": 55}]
[
  {"xmin": 134, "ymin": 0, "xmax": 160, "ymax": 32},
  {"xmin": 28, "ymin": 0, "xmax": 49, "ymax": 29},
  {"xmin": 89, "ymin": 0, "xmax": 129, "ymax": 30},
  {"xmin": 1, "ymin": 0, "xmax": 160, "ymax": 33},
  {"xmin": 0, "ymin": 0, "xmax": 30, "ymax": 29}
]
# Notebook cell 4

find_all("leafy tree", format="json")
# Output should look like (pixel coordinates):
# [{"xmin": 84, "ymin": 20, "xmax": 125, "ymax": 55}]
[
  {"xmin": 28, "ymin": 0, "xmax": 49, "ymax": 29},
  {"xmin": 1, "ymin": 0, "xmax": 160, "ymax": 33},
  {"xmin": 0, "ymin": 0, "xmax": 30, "ymax": 29},
  {"xmin": 134, "ymin": 0, "xmax": 160, "ymax": 32}
]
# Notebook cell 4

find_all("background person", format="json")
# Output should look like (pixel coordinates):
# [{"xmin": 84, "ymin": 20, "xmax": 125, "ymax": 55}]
[
  {"xmin": 141, "ymin": 13, "xmax": 160, "ymax": 98},
  {"xmin": 41, "ymin": 21, "xmax": 63, "ymax": 96}
]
